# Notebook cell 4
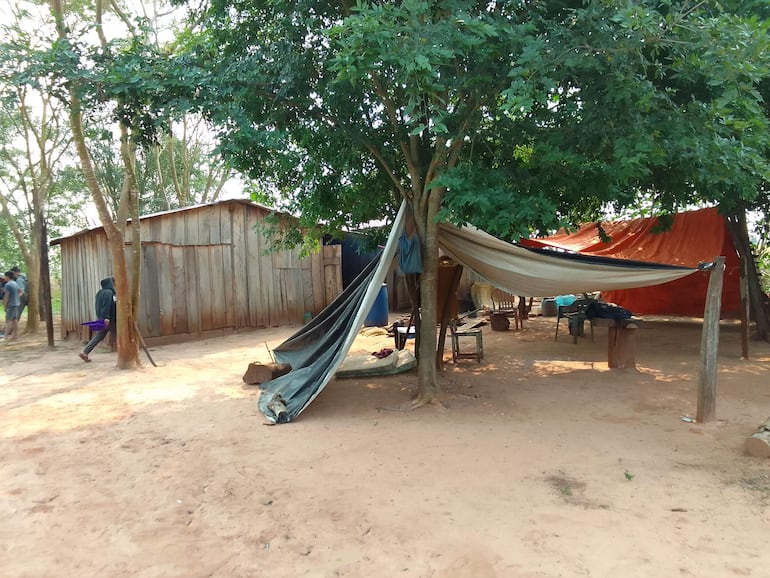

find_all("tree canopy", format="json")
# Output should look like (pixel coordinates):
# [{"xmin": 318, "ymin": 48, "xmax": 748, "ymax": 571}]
[{"xmin": 184, "ymin": 0, "xmax": 770, "ymax": 237}]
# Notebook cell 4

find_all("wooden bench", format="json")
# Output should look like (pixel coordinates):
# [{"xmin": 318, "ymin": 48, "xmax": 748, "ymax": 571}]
[{"xmin": 591, "ymin": 317, "xmax": 642, "ymax": 369}]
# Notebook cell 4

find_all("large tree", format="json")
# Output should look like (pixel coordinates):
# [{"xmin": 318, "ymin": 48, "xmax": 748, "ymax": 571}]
[
  {"xmin": 40, "ymin": 0, "xmax": 201, "ymax": 366},
  {"xmin": 84, "ymin": 112, "xmax": 235, "ymax": 216},
  {"xmin": 0, "ymin": 3, "xmax": 85, "ymax": 341},
  {"xmin": 184, "ymin": 0, "xmax": 770, "ymax": 402}
]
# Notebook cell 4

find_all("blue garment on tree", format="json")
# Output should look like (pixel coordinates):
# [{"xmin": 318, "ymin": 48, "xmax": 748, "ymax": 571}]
[{"xmin": 398, "ymin": 232, "xmax": 423, "ymax": 274}]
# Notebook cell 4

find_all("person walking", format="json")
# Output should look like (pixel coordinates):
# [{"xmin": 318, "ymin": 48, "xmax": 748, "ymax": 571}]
[
  {"xmin": 79, "ymin": 277, "xmax": 117, "ymax": 362},
  {"xmin": 9, "ymin": 266, "xmax": 27, "ymax": 321},
  {"xmin": 3, "ymin": 271, "xmax": 21, "ymax": 340}
]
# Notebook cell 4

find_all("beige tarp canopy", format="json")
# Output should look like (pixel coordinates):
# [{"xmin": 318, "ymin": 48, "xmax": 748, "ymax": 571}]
[{"xmin": 438, "ymin": 222, "xmax": 695, "ymax": 298}]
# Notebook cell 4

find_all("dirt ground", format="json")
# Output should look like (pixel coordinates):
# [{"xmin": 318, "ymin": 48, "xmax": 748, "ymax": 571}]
[{"xmin": 1, "ymin": 313, "xmax": 769, "ymax": 578}]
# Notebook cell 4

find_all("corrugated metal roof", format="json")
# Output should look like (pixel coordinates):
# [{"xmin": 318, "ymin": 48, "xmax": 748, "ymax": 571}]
[{"xmin": 50, "ymin": 198, "xmax": 284, "ymax": 246}]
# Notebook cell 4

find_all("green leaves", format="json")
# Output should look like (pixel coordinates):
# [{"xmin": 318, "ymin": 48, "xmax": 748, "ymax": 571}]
[{"xmin": 180, "ymin": 0, "xmax": 770, "ymax": 244}]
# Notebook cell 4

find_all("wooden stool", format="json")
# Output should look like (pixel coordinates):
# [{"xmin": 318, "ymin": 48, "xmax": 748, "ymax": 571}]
[
  {"xmin": 592, "ymin": 317, "xmax": 641, "ymax": 369},
  {"xmin": 450, "ymin": 323, "xmax": 484, "ymax": 363}
]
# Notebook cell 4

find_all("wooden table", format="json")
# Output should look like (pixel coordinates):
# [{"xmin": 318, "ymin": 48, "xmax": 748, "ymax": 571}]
[{"xmin": 591, "ymin": 317, "xmax": 642, "ymax": 369}]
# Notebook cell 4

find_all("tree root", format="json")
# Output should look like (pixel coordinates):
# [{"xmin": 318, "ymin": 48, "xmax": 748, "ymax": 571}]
[
  {"xmin": 410, "ymin": 395, "xmax": 447, "ymax": 410},
  {"xmin": 376, "ymin": 393, "xmax": 448, "ymax": 413}
]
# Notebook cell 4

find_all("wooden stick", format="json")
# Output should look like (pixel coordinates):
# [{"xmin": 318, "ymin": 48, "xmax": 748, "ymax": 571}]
[
  {"xmin": 133, "ymin": 320, "xmax": 157, "ymax": 367},
  {"xmin": 265, "ymin": 342, "xmax": 276, "ymax": 364}
]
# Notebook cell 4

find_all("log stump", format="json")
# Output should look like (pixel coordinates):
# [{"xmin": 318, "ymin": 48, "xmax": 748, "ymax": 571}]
[
  {"xmin": 242, "ymin": 362, "xmax": 292, "ymax": 385},
  {"xmin": 490, "ymin": 312, "xmax": 510, "ymax": 332},
  {"xmin": 745, "ymin": 418, "xmax": 770, "ymax": 458}
]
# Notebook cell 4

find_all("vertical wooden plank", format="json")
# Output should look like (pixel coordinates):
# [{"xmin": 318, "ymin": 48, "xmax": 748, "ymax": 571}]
[
  {"xmin": 247, "ymin": 208, "xmax": 265, "ymax": 326},
  {"xmin": 289, "ymin": 255, "xmax": 302, "ymax": 324},
  {"xmin": 258, "ymin": 212, "xmax": 276, "ymax": 326},
  {"xmin": 272, "ymin": 249, "xmax": 285, "ymax": 326},
  {"xmin": 198, "ymin": 206, "xmax": 213, "ymax": 245},
  {"xmin": 219, "ymin": 203, "xmax": 233, "ymax": 245},
  {"xmin": 186, "ymin": 210, "xmax": 200, "ymax": 247},
  {"xmin": 171, "ymin": 211, "xmax": 186, "ymax": 246},
  {"xmin": 221, "ymin": 240, "xmax": 235, "ymax": 329},
  {"xmin": 273, "ymin": 248, "xmax": 299, "ymax": 325},
  {"xmin": 196, "ymin": 245, "xmax": 214, "ymax": 331},
  {"xmin": 149, "ymin": 215, "xmax": 163, "ymax": 243},
  {"xmin": 141, "ymin": 244, "xmax": 162, "ymax": 337},
  {"xmin": 276, "ymin": 268, "xmax": 289, "ymax": 325},
  {"xmin": 220, "ymin": 205, "xmax": 236, "ymax": 328},
  {"xmin": 157, "ymin": 244, "xmax": 175, "ymax": 336},
  {"xmin": 210, "ymin": 244, "xmax": 227, "ymax": 329},
  {"xmin": 171, "ymin": 246, "xmax": 189, "ymax": 334},
  {"xmin": 301, "ymin": 264, "xmax": 315, "ymax": 317},
  {"xmin": 323, "ymin": 245, "xmax": 342, "ymax": 307},
  {"xmin": 289, "ymin": 249, "xmax": 302, "ymax": 323},
  {"xmin": 231, "ymin": 204, "xmax": 249, "ymax": 327},
  {"xmin": 157, "ymin": 214, "xmax": 169, "ymax": 246},
  {"xmin": 310, "ymin": 248, "xmax": 325, "ymax": 313},
  {"xmin": 697, "ymin": 256, "xmax": 726, "ymax": 423},
  {"xmin": 184, "ymin": 247, "xmax": 201, "ymax": 335},
  {"xmin": 209, "ymin": 206, "xmax": 222, "ymax": 245}
]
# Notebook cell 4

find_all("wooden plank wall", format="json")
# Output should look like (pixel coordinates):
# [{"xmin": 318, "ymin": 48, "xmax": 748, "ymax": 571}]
[
  {"xmin": 57, "ymin": 201, "xmax": 343, "ymax": 342},
  {"xmin": 58, "ymin": 231, "xmax": 114, "ymax": 343}
]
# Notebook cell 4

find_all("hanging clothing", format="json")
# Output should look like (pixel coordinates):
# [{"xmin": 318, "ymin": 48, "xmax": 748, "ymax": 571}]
[{"xmin": 398, "ymin": 232, "xmax": 423, "ymax": 274}]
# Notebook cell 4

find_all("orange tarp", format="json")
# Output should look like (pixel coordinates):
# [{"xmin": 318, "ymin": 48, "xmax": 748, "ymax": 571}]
[{"xmin": 521, "ymin": 208, "xmax": 741, "ymax": 317}]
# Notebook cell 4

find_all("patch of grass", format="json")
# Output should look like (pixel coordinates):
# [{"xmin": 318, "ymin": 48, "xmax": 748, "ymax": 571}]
[
  {"xmin": 546, "ymin": 473, "xmax": 585, "ymax": 500},
  {"xmin": 51, "ymin": 289, "xmax": 61, "ymax": 316},
  {"xmin": 738, "ymin": 474, "xmax": 770, "ymax": 503},
  {"xmin": 546, "ymin": 471, "xmax": 610, "ymax": 510}
]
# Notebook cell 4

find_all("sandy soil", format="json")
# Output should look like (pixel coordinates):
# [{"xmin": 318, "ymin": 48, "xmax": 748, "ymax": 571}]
[{"xmin": 1, "ymin": 314, "xmax": 769, "ymax": 578}]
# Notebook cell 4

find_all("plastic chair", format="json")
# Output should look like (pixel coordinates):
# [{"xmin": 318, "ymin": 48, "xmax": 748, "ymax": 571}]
[{"xmin": 555, "ymin": 298, "xmax": 595, "ymax": 343}]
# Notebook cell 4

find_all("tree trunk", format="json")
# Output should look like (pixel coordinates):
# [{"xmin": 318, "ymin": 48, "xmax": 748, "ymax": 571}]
[
  {"xmin": 724, "ymin": 210, "xmax": 769, "ymax": 341},
  {"xmin": 117, "ymin": 124, "xmax": 143, "ymax": 369},
  {"xmin": 111, "ymin": 244, "xmax": 142, "ymax": 369},
  {"xmin": 38, "ymin": 213, "xmax": 55, "ymax": 347},
  {"xmin": 23, "ymin": 250, "xmax": 40, "ymax": 333},
  {"xmin": 52, "ymin": 0, "xmax": 141, "ymax": 368},
  {"xmin": 412, "ymin": 191, "xmax": 443, "ymax": 405}
]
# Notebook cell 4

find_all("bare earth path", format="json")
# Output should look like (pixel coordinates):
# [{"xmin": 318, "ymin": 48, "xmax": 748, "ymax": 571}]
[{"xmin": 1, "ymin": 316, "xmax": 769, "ymax": 577}]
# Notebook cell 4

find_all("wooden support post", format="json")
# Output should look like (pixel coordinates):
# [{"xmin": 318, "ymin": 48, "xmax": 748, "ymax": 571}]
[
  {"xmin": 607, "ymin": 325, "xmax": 637, "ymax": 369},
  {"xmin": 435, "ymin": 263, "xmax": 464, "ymax": 371},
  {"xmin": 739, "ymin": 258, "xmax": 750, "ymax": 360},
  {"xmin": 697, "ymin": 256, "xmax": 725, "ymax": 423},
  {"xmin": 592, "ymin": 317, "xmax": 639, "ymax": 369}
]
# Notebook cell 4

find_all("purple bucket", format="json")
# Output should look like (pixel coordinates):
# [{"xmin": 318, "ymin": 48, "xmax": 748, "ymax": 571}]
[{"xmin": 81, "ymin": 320, "xmax": 107, "ymax": 331}]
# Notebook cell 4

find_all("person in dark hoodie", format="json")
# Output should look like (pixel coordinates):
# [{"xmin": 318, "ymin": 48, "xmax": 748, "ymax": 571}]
[{"xmin": 79, "ymin": 277, "xmax": 117, "ymax": 362}]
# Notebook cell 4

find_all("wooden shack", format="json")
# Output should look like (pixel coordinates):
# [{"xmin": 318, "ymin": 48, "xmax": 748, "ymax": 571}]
[{"xmin": 51, "ymin": 199, "xmax": 342, "ymax": 344}]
